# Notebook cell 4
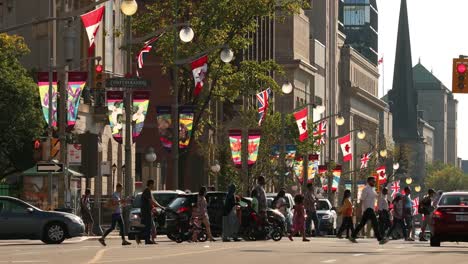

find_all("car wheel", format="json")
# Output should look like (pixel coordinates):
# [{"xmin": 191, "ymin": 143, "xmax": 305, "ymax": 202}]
[
  {"xmin": 271, "ymin": 228, "xmax": 282, "ymax": 241},
  {"xmin": 430, "ymin": 237, "xmax": 441, "ymax": 247},
  {"xmin": 197, "ymin": 230, "xmax": 207, "ymax": 242},
  {"xmin": 42, "ymin": 223, "xmax": 66, "ymax": 244}
]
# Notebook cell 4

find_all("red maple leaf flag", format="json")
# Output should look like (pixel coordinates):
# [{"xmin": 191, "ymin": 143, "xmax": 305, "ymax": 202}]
[
  {"xmin": 191, "ymin": 55, "xmax": 208, "ymax": 96},
  {"xmin": 376, "ymin": 165, "xmax": 387, "ymax": 184},
  {"xmin": 294, "ymin": 108, "xmax": 308, "ymax": 142},
  {"xmin": 378, "ymin": 57, "xmax": 384, "ymax": 65},
  {"xmin": 81, "ymin": 6, "xmax": 105, "ymax": 57},
  {"xmin": 338, "ymin": 133, "xmax": 352, "ymax": 162}
]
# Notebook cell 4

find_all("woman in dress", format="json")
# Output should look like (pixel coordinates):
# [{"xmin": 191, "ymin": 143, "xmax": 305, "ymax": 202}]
[{"xmin": 289, "ymin": 194, "xmax": 309, "ymax": 242}]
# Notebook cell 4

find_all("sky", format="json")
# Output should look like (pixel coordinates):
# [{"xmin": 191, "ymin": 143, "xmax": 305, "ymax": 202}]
[{"xmin": 377, "ymin": 0, "xmax": 468, "ymax": 160}]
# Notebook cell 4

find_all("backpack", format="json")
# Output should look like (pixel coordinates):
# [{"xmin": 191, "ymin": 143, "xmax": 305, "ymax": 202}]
[{"xmin": 419, "ymin": 196, "xmax": 432, "ymax": 215}]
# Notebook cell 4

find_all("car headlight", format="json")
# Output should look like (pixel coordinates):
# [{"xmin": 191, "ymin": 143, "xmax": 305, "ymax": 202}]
[{"xmin": 130, "ymin": 214, "xmax": 140, "ymax": 221}]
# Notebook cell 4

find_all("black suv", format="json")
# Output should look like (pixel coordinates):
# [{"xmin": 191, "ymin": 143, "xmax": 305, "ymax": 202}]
[{"xmin": 165, "ymin": 192, "xmax": 226, "ymax": 238}]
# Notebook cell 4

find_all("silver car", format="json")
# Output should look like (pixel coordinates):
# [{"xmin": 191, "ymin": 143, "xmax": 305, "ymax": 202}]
[{"xmin": 0, "ymin": 196, "xmax": 85, "ymax": 244}]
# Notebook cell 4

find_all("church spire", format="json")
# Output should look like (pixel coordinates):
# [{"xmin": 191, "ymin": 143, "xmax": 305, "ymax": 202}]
[{"xmin": 389, "ymin": 0, "xmax": 420, "ymax": 142}]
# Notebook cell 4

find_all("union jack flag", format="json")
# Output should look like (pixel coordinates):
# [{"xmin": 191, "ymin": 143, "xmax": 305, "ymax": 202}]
[
  {"xmin": 136, "ymin": 34, "xmax": 163, "ymax": 77},
  {"xmin": 256, "ymin": 88, "xmax": 272, "ymax": 126},
  {"xmin": 390, "ymin": 181, "xmax": 400, "ymax": 198},
  {"xmin": 313, "ymin": 120, "xmax": 327, "ymax": 145},
  {"xmin": 360, "ymin": 152, "xmax": 372, "ymax": 169}
]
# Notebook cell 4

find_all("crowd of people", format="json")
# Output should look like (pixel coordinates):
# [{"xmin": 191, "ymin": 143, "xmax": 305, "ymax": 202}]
[{"xmin": 79, "ymin": 175, "xmax": 439, "ymax": 246}]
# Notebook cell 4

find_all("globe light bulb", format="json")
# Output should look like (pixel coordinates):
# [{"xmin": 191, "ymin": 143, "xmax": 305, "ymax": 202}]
[
  {"xmin": 220, "ymin": 48, "xmax": 234, "ymax": 63},
  {"xmin": 415, "ymin": 185, "xmax": 421, "ymax": 193},
  {"xmin": 120, "ymin": 0, "xmax": 138, "ymax": 16},
  {"xmin": 393, "ymin": 162, "xmax": 400, "ymax": 170},
  {"xmin": 379, "ymin": 149, "xmax": 388, "ymax": 158},
  {"xmin": 282, "ymin": 81, "xmax": 293, "ymax": 95},
  {"xmin": 406, "ymin": 177, "xmax": 413, "ymax": 185},
  {"xmin": 357, "ymin": 130, "xmax": 366, "ymax": 140},
  {"xmin": 179, "ymin": 26, "xmax": 194, "ymax": 43},
  {"xmin": 335, "ymin": 115, "xmax": 345, "ymax": 126}
]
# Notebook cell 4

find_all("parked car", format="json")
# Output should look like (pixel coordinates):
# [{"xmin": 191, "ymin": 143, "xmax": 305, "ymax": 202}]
[
  {"xmin": 316, "ymin": 199, "xmax": 337, "ymax": 235},
  {"xmin": 0, "ymin": 196, "xmax": 85, "ymax": 244},
  {"xmin": 430, "ymin": 191, "xmax": 468, "ymax": 247},
  {"xmin": 165, "ymin": 192, "xmax": 227, "ymax": 239},
  {"xmin": 128, "ymin": 190, "xmax": 184, "ymax": 239}
]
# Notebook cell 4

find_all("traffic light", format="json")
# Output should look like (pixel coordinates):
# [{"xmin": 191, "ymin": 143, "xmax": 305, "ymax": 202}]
[
  {"xmin": 452, "ymin": 58, "xmax": 468, "ymax": 93},
  {"xmin": 93, "ymin": 64, "xmax": 104, "ymax": 89}
]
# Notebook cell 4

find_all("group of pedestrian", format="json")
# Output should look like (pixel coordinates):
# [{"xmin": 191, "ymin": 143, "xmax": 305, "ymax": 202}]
[
  {"xmin": 333, "ymin": 176, "xmax": 438, "ymax": 245},
  {"xmin": 80, "ymin": 174, "xmax": 438, "ymax": 246}
]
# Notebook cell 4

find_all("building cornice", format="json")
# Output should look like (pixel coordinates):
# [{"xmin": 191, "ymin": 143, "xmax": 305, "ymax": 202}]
[
  {"xmin": 350, "ymin": 86, "xmax": 388, "ymax": 111},
  {"xmin": 277, "ymin": 59, "xmax": 317, "ymax": 76}
]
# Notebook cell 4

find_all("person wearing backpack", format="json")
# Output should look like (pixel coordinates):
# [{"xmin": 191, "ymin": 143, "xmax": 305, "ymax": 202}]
[{"xmin": 419, "ymin": 189, "xmax": 436, "ymax": 242}]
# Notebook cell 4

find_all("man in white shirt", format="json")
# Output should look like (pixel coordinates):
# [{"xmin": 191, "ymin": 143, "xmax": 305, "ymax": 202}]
[{"xmin": 350, "ymin": 177, "xmax": 388, "ymax": 245}]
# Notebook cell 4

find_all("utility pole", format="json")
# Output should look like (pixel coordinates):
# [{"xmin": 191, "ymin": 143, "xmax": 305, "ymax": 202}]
[{"xmin": 172, "ymin": 0, "xmax": 180, "ymax": 190}]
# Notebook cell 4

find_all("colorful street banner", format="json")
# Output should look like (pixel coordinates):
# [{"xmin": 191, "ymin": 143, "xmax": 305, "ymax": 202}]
[
  {"xmin": 156, "ymin": 106, "xmax": 173, "ymax": 150},
  {"xmin": 293, "ymin": 157, "xmax": 304, "ymax": 182},
  {"xmin": 307, "ymin": 154, "xmax": 319, "ymax": 183},
  {"xmin": 357, "ymin": 180, "xmax": 367, "ymax": 200},
  {"xmin": 247, "ymin": 130, "xmax": 261, "ymax": 166},
  {"xmin": 344, "ymin": 180, "xmax": 352, "ymax": 191},
  {"xmin": 318, "ymin": 165, "xmax": 328, "ymax": 187},
  {"xmin": 131, "ymin": 91, "xmax": 150, "ymax": 142},
  {"xmin": 322, "ymin": 165, "xmax": 341, "ymax": 192},
  {"xmin": 229, "ymin": 130, "xmax": 242, "ymax": 167},
  {"xmin": 179, "ymin": 106, "xmax": 195, "ymax": 149},
  {"xmin": 67, "ymin": 72, "xmax": 87, "ymax": 131},
  {"xmin": 38, "ymin": 72, "xmax": 58, "ymax": 128},
  {"xmin": 107, "ymin": 91, "xmax": 124, "ymax": 144}
]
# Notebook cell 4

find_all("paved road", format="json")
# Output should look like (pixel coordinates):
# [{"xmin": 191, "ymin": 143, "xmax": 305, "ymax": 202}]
[{"xmin": 0, "ymin": 237, "xmax": 467, "ymax": 264}]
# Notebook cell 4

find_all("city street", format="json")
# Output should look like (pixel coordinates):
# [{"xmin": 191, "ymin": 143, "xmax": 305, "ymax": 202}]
[{"xmin": 1, "ymin": 237, "xmax": 467, "ymax": 264}]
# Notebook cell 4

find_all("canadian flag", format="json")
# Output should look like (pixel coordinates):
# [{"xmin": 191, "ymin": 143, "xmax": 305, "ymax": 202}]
[
  {"xmin": 294, "ymin": 108, "xmax": 308, "ymax": 142},
  {"xmin": 191, "ymin": 55, "xmax": 208, "ymax": 96},
  {"xmin": 376, "ymin": 165, "xmax": 387, "ymax": 184},
  {"xmin": 81, "ymin": 6, "xmax": 105, "ymax": 57},
  {"xmin": 338, "ymin": 134, "xmax": 352, "ymax": 162}
]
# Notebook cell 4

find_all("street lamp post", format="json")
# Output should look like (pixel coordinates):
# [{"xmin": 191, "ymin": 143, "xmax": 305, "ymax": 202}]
[
  {"xmin": 121, "ymin": 0, "xmax": 138, "ymax": 198},
  {"xmin": 145, "ymin": 147, "xmax": 157, "ymax": 187},
  {"xmin": 279, "ymin": 81, "xmax": 293, "ymax": 188}
]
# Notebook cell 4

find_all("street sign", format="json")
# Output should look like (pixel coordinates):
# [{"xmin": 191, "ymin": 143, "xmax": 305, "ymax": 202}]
[
  {"xmin": 37, "ymin": 163, "xmax": 64, "ymax": 173},
  {"xmin": 105, "ymin": 78, "xmax": 150, "ymax": 88}
]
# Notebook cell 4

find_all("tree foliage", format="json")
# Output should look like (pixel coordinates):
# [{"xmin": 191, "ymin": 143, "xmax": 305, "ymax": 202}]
[
  {"xmin": 425, "ymin": 162, "xmax": 468, "ymax": 192},
  {"xmin": 0, "ymin": 34, "xmax": 45, "ymax": 181}
]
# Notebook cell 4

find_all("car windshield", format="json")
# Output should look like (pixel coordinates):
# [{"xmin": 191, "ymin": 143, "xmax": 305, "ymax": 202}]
[
  {"xmin": 132, "ymin": 193, "xmax": 178, "ymax": 208},
  {"xmin": 438, "ymin": 194, "xmax": 468, "ymax": 206},
  {"xmin": 167, "ymin": 196, "xmax": 195, "ymax": 210},
  {"xmin": 317, "ymin": 201, "xmax": 330, "ymax": 210}
]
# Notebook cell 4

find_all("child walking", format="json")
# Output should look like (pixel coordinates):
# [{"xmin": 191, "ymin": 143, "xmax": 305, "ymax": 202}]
[
  {"xmin": 289, "ymin": 194, "xmax": 309, "ymax": 242},
  {"xmin": 337, "ymin": 189, "xmax": 354, "ymax": 239}
]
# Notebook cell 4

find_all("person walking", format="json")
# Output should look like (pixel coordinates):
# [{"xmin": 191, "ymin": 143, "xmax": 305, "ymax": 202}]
[
  {"xmin": 403, "ymin": 186, "xmax": 415, "ymax": 241},
  {"xmin": 378, "ymin": 188, "xmax": 391, "ymax": 238},
  {"xmin": 195, "ymin": 186, "xmax": 216, "ymax": 242},
  {"xmin": 274, "ymin": 189, "xmax": 291, "ymax": 232},
  {"xmin": 139, "ymin": 179, "xmax": 163, "ymax": 245},
  {"xmin": 337, "ymin": 190, "xmax": 354, "ymax": 239},
  {"xmin": 304, "ymin": 183, "xmax": 320, "ymax": 237},
  {"xmin": 99, "ymin": 183, "xmax": 131, "ymax": 246},
  {"xmin": 222, "ymin": 184, "xmax": 240, "ymax": 242},
  {"xmin": 419, "ymin": 189, "xmax": 436, "ymax": 241},
  {"xmin": 385, "ymin": 193, "xmax": 408, "ymax": 240},
  {"xmin": 80, "ymin": 189, "xmax": 94, "ymax": 236},
  {"xmin": 288, "ymin": 194, "xmax": 309, "ymax": 242},
  {"xmin": 253, "ymin": 176, "xmax": 267, "ymax": 214},
  {"xmin": 349, "ymin": 177, "xmax": 388, "ymax": 245}
]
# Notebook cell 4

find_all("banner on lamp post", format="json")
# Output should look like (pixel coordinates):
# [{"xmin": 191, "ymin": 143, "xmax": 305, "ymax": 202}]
[
  {"xmin": 37, "ymin": 72, "xmax": 58, "ymax": 128},
  {"xmin": 156, "ymin": 106, "xmax": 173, "ymax": 151},
  {"xmin": 247, "ymin": 130, "xmax": 261, "ymax": 166},
  {"xmin": 179, "ymin": 106, "xmax": 195, "ymax": 149},
  {"xmin": 107, "ymin": 91, "xmax": 124, "ymax": 144},
  {"xmin": 67, "ymin": 72, "xmax": 88, "ymax": 131},
  {"xmin": 131, "ymin": 90, "xmax": 150, "ymax": 142},
  {"xmin": 228, "ymin": 130, "xmax": 242, "ymax": 167},
  {"xmin": 307, "ymin": 154, "xmax": 319, "ymax": 183},
  {"xmin": 293, "ymin": 156, "xmax": 304, "ymax": 183}
]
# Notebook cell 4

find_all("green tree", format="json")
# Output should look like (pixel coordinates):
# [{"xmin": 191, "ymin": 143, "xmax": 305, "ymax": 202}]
[
  {"xmin": 0, "ymin": 33, "xmax": 45, "ymax": 181},
  {"xmin": 425, "ymin": 163, "xmax": 468, "ymax": 192}
]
